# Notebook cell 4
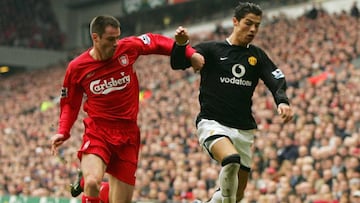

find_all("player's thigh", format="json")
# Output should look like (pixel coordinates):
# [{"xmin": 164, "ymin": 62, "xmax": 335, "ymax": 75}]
[
  {"xmin": 81, "ymin": 153, "xmax": 106, "ymax": 182},
  {"xmin": 210, "ymin": 137, "xmax": 238, "ymax": 162},
  {"xmin": 108, "ymin": 175, "xmax": 134, "ymax": 203},
  {"xmin": 197, "ymin": 119, "xmax": 238, "ymax": 162}
]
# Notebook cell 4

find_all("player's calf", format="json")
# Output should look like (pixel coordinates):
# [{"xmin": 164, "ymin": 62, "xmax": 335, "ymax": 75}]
[{"xmin": 219, "ymin": 154, "xmax": 241, "ymax": 203}]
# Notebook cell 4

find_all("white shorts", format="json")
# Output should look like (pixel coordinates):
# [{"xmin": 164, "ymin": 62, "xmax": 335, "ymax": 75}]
[{"xmin": 196, "ymin": 118, "xmax": 255, "ymax": 169}]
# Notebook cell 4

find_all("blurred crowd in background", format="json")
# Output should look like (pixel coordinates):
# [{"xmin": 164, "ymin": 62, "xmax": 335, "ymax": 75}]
[
  {"xmin": 1, "ymin": 1, "xmax": 360, "ymax": 203},
  {"xmin": 0, "ymin": 0, "xmax": 307, "ymax": 47},
  {"xmin": 0, "ymin": 0, "xmax": 65, "ymax": 50}
]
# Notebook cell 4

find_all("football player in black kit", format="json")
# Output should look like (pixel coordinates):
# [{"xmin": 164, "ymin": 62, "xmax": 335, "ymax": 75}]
[{"xmin": 171, "ymin": 2, "xmax": 293, "ymax": 203}]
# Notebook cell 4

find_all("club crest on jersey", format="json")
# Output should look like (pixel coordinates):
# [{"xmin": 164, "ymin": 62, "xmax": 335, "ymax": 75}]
[
  {"xmin": 248, "ymin": 56, "xmax": 257, "ymax": 66},
  {"xmin": 118, "ymin": 55, "xmax": 129, "ymax": 67}
]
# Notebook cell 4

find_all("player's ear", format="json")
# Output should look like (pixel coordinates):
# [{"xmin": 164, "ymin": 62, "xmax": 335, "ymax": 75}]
[
  {"xmin": 92, "ymin": 33, "xmax": 99, "ymax": 42},
  {"xmin": 232, "ymin": 17, "xmax": 239, "ymax": 26}
]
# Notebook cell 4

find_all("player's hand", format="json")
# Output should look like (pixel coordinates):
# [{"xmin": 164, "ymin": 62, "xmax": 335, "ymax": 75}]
[
  {"xmin": 191, "ymin": 53, "xmax": 204, "ymax": 72},
  {"xmin": 175, "ymin": 26, "xmax": 189, "ymax": 45},
  {"xmin": 277, "ymin": 103, "xmax": 293, "ymax": 123},
  {"xmin": 50, "ymin": 133, "xmax": 66, "ymax": 155}
]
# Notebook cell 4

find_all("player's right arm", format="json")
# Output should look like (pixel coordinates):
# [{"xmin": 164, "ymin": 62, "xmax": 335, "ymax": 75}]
[{"xmin": 51, "ymin": 63, "xmax": 83, "ymax": 155}]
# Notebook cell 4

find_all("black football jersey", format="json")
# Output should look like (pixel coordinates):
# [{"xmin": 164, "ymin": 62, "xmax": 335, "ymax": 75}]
[{"xmin": 172, "ymin": 39, "xmax": 289, "ymax": 130}]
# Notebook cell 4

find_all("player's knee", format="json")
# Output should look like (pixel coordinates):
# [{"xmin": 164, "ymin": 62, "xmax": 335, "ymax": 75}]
[
  {"xmin": 221, "ymin": 154, "xmax": 240, "ymax": 179},
  {"xmin": 84, "ymin": 175, "xmax": 102, "ymax": 192},
  {"xmin": 221, "ymin": 154, "xmax": 241, "ymax": 173}
]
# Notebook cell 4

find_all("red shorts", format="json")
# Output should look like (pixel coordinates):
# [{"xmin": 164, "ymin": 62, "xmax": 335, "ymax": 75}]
[{"xmin": 78, "ymin": 117, "xmax": 140, "ymax": 185}]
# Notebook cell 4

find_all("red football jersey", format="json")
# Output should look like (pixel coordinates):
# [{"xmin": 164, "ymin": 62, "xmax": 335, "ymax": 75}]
[{"xmin": 57, "ymin": 33, "xmax": 195, "ymax": 138}]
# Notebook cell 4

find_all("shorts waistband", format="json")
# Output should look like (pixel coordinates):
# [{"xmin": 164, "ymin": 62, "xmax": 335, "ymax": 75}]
[{"xmin": 91, "ymin": 118, "xmax": 138, "ymax": 129}]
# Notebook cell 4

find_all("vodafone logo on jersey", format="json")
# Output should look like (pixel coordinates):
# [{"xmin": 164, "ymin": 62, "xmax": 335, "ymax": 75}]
[
  {"xmin": 90, "ymin": 72, "xmax": 131, "ymax": 94},
  {"xmin": 219, "ymin": 63, "xmax": 252, "ymax": 87}
]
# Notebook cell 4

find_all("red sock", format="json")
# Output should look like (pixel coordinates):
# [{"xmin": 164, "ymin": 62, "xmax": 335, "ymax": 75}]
[
  {"xmin": 99, "ymin": 182, "xmax": 109, "ymax": 203},
  {"xmin": 82, "ymin": 195, "xmax": 100, "ymax": 203}
]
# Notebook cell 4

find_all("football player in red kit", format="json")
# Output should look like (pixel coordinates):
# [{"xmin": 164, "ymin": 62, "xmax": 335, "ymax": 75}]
[{"xmin": 50, "ymin": 15, "xmax": 201, "ymax": 203}]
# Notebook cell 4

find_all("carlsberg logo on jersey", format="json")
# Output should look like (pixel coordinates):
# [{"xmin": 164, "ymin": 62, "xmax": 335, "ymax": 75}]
[
  {"xmin": 220, "ymin": 64, "xmax": 252, "ymax": 86},
  {"xmin": 90, "ymin": 72, "xmax": 130, "ymax": 94}
]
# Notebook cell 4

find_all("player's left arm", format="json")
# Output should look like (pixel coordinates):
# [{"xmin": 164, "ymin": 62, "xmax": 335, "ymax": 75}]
[
  {"xmin": 258, "ymin": 51, "xmax": 293, "ymax": 123},
  {"xmin": 136, "ymin": 33, "xmax": 195, "ymax": 59}
]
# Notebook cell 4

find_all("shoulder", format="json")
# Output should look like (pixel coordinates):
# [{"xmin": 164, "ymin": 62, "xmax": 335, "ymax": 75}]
[
  {"xmin": 248, "ymin": 44, "xmax": 269, "ymax": 57},
  {"xmin": 248, "ymin": 44, "xmax": 263, "ymax": 52},
  {"xmin": 67, "ymin": 49, "xmax": 94, "ymax": 73},
  {"xmin": 116, "ymin": 35, "xmax": 145, "ymax": 53},
  {"xmin": 68, "ymin": 51, "xmax": 89, "ymax": 67},
  {"xmin": 195, "ymin": 40, "xmax": 225, "ymax": 51},
  {"xmin": 197, "ymin": 40, "xmax": 224, "ymax": 47},
  {"xmin": 120, "ymin": 33, "xmax": 166, "ymax": 45}
]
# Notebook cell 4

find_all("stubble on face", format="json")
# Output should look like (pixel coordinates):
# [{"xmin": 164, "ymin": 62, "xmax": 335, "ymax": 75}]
[{"xmin": 98, "ymin": 26, "xmax": 121, "ymax": 60}]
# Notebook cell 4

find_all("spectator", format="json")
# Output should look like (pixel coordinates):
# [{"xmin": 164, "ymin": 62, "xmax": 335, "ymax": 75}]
[
  {"xmin": 350, "ymin": 1, "xmax": 360, "ymax": 18},
  {"xmin": 277, "ymin": 136, "xmax": 299, "ymax": 164},
  {"xmin": 1, "ymin": 2, "xmax": 360, "ymax": 202}
]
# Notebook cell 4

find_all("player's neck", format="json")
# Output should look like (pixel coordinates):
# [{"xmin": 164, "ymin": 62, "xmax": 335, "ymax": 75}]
[
  {"xmin": 89, "ymin": 48, "xmax": 103, "ymax": 61},
  {"xmin": 227, "ymin": 35, "xmax": 249, "ymax": 48}
]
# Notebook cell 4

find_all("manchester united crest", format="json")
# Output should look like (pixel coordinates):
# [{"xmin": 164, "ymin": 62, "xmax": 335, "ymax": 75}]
[{"xmin": 248, "ymin": 56, "xmax": 257, "ymax": 66}]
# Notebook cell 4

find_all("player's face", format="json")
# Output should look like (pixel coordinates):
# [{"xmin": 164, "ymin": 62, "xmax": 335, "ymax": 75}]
[
  {"xmin": 233, "ymin": 13, "xmax": 261, "ymax": 46},
  {"xmin": 96, "ymin": 26, "xmax": 121, "ymax": 60}
]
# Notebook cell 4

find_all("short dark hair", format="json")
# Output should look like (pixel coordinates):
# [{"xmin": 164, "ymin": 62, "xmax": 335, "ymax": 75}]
[
  {"xmin": 234, "ymin": 2, "xmax": 263, "ymax": 20},
  {"xmin": 89, "ymin": 15, "xmax": 120, "ymax": 37}
]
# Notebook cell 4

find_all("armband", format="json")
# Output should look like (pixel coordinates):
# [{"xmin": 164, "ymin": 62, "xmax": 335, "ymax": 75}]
[{"xmin": 171, "ymin": 42, "xmax": 191, "ymax": 70}]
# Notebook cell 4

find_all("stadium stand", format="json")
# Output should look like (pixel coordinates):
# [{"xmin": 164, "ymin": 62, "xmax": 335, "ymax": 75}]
[
  {"xmin": 0, "ymin": 0, "xmax": 360, "ymax": 203},
  {"xmin": 0, "ymin": 0, "xmax": 65, "ymax": 50}
]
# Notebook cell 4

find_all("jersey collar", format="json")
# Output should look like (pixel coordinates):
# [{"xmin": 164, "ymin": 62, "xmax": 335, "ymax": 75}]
[{"xmin": 226, "ymin": 38, "xmax": 250, "ymax": 48}]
